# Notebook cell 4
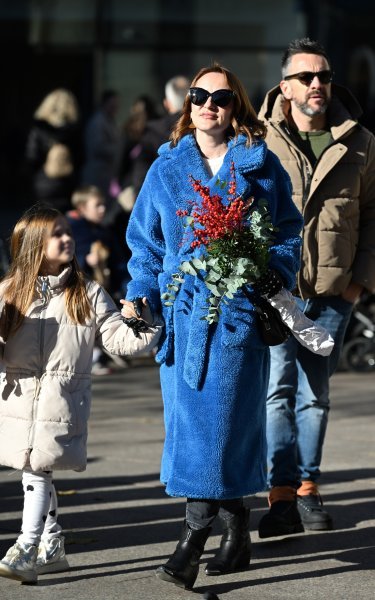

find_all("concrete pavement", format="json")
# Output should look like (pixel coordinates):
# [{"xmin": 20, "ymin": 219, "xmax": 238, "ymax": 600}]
[{"xmin": 0, "ymin": 360, "xmax": 374, "ymax": 599}]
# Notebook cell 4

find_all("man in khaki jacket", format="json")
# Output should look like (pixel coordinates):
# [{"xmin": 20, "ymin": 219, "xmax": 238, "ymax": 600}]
[{"xmin": 258, "ymin": 37, "xmax": 375, "ymax": 538}]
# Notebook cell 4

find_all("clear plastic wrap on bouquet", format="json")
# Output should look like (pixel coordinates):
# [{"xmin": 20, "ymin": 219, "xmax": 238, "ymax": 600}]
[{"xmin": 268, "ymin": 288, "xmax": 334, "ymax": 356}]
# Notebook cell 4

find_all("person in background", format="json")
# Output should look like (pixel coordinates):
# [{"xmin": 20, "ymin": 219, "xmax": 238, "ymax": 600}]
[
  {"xmin": 117, "ymin": 95, "xmax": 159, "ymax": 200},
  {"xmin": 0, "ymin": 205, "xmax": 161, "ymax": 585},
  {"xmin": 81, "ymin": 90, "xmax": 121, "ymax": 201},
  {"xmin": 123, "ymin": 63, "xmax": 303, "ymax": 590},
  {"xmin": 257, "ymin": 37, "xmax": 375, "ymax": 538},
  {"xmin": 67, "ymin": 185, "xmax": 129, "ymax": 374},
  {"xmin": 130, "ymin": 75, "xmax": 190, "ymax": 197},
  {"xmin": 25, "ymin": 89, "xmax": 82, "ymax": 213},
  {"xmin": 114, "ymin": 96, "xmax": 160, "ymax": 269}
]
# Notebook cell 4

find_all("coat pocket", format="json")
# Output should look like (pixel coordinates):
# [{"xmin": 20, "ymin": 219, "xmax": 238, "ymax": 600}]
[{"xmin": 221, "ymin": 296, "xmax": 266, "ymax": 348}]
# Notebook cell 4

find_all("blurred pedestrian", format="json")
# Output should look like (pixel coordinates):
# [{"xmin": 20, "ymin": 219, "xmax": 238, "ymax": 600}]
[
  {"xmin": 117, "ymin": 95, "xmax": 159, "ymax": 210},
  {"xmin": 114, "ymin": 95, "xmax": 160, "ymax": 265},
  {"xmin": 129, "ymin": 75, "xmax": 190, "ymax": 197},
  {"xmin": 81, "ymin": 89, "xmax": 121, "ymax": 201},
  {"xmin": 25, "ymin": 88, "xmax": 82, "ymax": 213},
  {"xmin": 67, "ymin": 185, "xmax": 127, "ymax": 297},
  {"xmin": 257, "ymin": 37, "xmax": 375, "ymax": 538},
  {"xmin": 0, "ymin": 205, "xmax": 161, "ymax": 584},
  {"xmin": 67, "ymin": 185, "xmax": 129, "ymax": 374}
]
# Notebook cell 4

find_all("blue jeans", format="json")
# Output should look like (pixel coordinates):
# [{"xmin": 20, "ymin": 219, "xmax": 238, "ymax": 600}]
[{"xmin": 266, "ymin": 296, "xmax": 353, "ymax": 488}]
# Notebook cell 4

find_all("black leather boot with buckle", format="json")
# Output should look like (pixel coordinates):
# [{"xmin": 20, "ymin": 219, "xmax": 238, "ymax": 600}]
[
  {"xmin": 205, "ymin": 506, "xmax": 251, "ymax": 576},
  {"xmin": 156, "ymin": 520, "xmax": 211, "ymax": 589}
]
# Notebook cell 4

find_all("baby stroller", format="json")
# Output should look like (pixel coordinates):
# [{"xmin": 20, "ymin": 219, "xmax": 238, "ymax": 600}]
[{"xmin": 340, "ymin": 295, "xmax": 375, "ymax": 372}]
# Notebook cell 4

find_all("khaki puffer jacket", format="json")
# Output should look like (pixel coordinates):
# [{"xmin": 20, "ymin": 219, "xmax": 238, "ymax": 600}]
[
  {"xmin": 259, "ymin": 84, "xmax": 375, "ymax": 298},
  {"xmin": 0, "ymin": 267, "xmax": 162, "ymax": 472}
]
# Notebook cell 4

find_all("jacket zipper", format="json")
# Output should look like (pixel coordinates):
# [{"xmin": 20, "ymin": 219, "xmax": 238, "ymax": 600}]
[
  {"xmin": 278, "ymin": 122, "xmax": 313, "ymax": 209},
  {"xmin": 29, "ymin": 277, "xmax": 49, "ymax": 451}
]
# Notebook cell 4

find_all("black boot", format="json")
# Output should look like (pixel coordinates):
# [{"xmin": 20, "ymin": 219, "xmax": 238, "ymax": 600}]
[
  {"xmin": 205, "ymin": 506, "xmax": 251, "ymax": 576},
  {"xmin": 156, "ymin": 521, "xmax": 211, "ymax": 589}
]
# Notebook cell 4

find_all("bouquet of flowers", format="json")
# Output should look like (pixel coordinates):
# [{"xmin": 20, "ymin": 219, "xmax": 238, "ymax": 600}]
[
  {"xmin": 162, "ymin": 162, "xmax": 334, "ymax": 356},
  {"xmin": 162, "ymin": 162, "xmax": 276, "ymax": 324}
]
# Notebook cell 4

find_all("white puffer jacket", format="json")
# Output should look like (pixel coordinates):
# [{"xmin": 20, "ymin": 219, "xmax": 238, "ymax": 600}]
[{"xmin": 0, "ymin": 267, "xmax": 162, "ymax": 472}]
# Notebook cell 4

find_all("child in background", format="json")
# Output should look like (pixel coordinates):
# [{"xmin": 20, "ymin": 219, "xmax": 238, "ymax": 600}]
[
  {"xmin": 67, "ymin": 186, "xmax": 129, "ymax": 373},
  {"xmin": 67, "ymin": 185, "xmax": 127, "ymax": 298},
  {"xmin": 0, "ymin": 205, "xmax": 161, "ymax": 585}
]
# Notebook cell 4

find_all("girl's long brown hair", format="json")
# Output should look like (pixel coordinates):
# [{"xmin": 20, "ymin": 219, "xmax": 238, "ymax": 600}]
[
  {"xmin": 0, "ymin": 205, "xmax": 92, "ymax": 340},
  {"xmin": 170, "ymin": 63, "xmax": 267, "ymax": 147}
]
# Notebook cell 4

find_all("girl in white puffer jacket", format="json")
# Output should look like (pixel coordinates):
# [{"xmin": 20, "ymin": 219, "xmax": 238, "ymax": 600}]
[{"xmin": 0, "ymin": 205, "xmax": 162, "ymax": 585}]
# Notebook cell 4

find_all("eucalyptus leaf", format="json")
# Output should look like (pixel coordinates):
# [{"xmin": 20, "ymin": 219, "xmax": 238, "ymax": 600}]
[
  {"xmin": 180, "ymin": 261, "xmax": 198, "ymax": 276},
  {"xmin": 191, "ymin": 258, "xmax": 207, "ymax": 271}
]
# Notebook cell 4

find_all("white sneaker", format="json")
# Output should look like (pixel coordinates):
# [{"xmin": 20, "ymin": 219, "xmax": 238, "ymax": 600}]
[
  {"xmin": 36, "ymin": 536, "xmax": 70, "ymax": 574},
  {"xmin": 0, "ymin": 542, "xmax": 38, "ymax": 584}
]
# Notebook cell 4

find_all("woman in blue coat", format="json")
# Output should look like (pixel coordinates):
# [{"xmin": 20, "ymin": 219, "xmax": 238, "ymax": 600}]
[{"xmin": 125, "ymin": 64, "xmax": 303, "ymax": 589}]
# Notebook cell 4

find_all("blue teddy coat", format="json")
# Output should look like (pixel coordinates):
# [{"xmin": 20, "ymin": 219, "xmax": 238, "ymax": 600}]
[{"xmin": 126, "ymin": 133, "xmax": 303, "ymax": 499}]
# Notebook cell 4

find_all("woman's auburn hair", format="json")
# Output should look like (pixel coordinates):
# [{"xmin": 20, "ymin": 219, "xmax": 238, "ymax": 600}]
[
  {"xmin": 170, "ymin": 63, "xmax": 267, "ymax": 147},
  {"xmin": 0, "ymin": 205, "xmax": 91, "ymax": 341}
]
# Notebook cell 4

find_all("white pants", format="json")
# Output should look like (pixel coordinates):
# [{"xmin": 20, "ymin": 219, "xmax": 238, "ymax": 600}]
[{"xmin": 17, "ymin": 470, "xmax": 62, "ymax": 546}]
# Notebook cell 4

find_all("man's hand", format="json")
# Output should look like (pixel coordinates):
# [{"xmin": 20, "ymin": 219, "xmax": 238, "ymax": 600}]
[{"xmin": 342, "ymin": 282, "xmax": 363, "ymax": 304}]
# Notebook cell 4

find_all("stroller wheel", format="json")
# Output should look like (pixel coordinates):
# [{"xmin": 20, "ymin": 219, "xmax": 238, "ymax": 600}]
[{"xmin": 341, "ymin": 337, "xmax": 375, "ymax": 372}]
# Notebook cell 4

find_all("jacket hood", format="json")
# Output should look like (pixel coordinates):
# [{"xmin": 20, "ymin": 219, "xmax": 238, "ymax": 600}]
[{"xmin": 259, "ymin": 83, "xmax": 363, "ymax": 138}]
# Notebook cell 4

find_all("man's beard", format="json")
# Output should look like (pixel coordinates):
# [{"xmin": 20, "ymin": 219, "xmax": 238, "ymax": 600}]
[{"xmin": 294, "ymin": 93, "xmax": 329, "ymax": 116}]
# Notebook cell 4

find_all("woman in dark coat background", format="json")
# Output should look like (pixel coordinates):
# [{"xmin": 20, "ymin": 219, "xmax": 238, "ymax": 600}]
[
  {"xmin": 25, "ymin": 88, "xmax": 82, "ymax": 213},
  {"xmin": 124, "ymin": 64, "xmax": 303, "ymax": 589}
]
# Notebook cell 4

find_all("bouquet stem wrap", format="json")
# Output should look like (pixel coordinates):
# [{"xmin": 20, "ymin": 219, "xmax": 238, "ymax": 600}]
[{"xmin": 268, "ymin": 288, "xmax": 334, "ymax": 356}]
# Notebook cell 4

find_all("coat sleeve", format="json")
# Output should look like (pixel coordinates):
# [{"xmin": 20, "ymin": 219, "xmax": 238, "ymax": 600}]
[
  {"xmin": 262, "ymin": 152, "xmax": 303, "ymax": 290},
  {"xmin": 125, "ymin": 169, "xmax": 166, "ymax": 313},
  {"xmin": 352, "ymin": 132, "xmax": 375, "ymax": 292},
  {"xmin": 92, "ymin": 284, "xmax": 162, "ymax": 356}
]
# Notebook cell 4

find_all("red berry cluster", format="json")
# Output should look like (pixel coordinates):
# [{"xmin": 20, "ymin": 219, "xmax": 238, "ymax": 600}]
[{"xmin": 176, "ymin": 162, "xmax": 253, "ymax": 248}]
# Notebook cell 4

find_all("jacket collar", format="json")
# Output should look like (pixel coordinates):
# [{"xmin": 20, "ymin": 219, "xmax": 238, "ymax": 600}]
[
  {"xmin": 159, "ymin": 133, "xmax": 268, "ymax": 176},
  {"xmin": 37, "ymin": 265, "xmax": 72, "ymax": 295}
]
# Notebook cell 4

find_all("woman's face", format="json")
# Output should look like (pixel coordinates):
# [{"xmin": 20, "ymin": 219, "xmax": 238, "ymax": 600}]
[
  {"xmin": 42, "ymin": 216, "xmax": 75, "ymax": 275},
  {"xmin": 190, "ymin": 71, "xmax": 233, "ymax": 140}
]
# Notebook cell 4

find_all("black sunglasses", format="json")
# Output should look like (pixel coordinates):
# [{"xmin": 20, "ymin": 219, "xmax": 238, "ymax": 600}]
[
  {"xmin": 284, "ymin": 70, "xmax": 333, "ymax": 85},
  {"xmin": 189, "ymin": 87, "xmax": 235, "ymax": 108}
]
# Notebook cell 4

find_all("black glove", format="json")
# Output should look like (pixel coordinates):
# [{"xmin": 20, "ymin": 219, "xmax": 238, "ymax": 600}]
[
  {"xmin": 122, "ymin": 316, "xmax": 150, "ymax": 338},
  {"xmin": 253, "ymin": 269, "xmax": 284, "ymax": 299},
  {"xmin": 132, "ymin": 297, "xmax": 144, "ymax": 318},
  {"xmin": 121, "ymin": 297, "xmax": 148, "ymax": 338}
]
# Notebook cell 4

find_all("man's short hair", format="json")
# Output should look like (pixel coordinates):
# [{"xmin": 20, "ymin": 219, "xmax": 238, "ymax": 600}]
[
  {"xmin": 281, "ymin": 38, "xmax": 331, "ymax": 78},
  {"xmin": 165, "ymin": 76, "xmax": 190, "ymax": 112},
  {"xmin": 71, "ymin": 185, "xmax": 104, "ymax": 208}
]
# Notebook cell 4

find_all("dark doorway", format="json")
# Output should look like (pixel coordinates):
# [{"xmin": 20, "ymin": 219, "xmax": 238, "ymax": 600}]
[{"xmin": 0, "ymin": 46, "xmax": 93, "ymax": 237}]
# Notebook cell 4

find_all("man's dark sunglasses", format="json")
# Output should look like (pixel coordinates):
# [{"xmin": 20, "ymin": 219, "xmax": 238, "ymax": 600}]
[
  {"xmin": 189, "ymin": 87, "xmax": 235, "ymax": 108},
  {"xmin": 284, "ymin": 70, "xmax": 333, "ymax": 85}
]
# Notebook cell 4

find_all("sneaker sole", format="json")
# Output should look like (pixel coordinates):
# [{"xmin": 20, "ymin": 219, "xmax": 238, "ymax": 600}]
[
  {"xmin": 0, "ymin": 564, "xmax": 37, "ymax": 584},
  {"xmin": 36, "ymin": 557, "xmax": 70, "ymax": 574},
  {"xmin": 258, "ymin": 522, "xmax": 304, "ymax": 539},
  {"xmin": 301, "ymin": 520, "xmax": 333, "ymax": 531}
]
